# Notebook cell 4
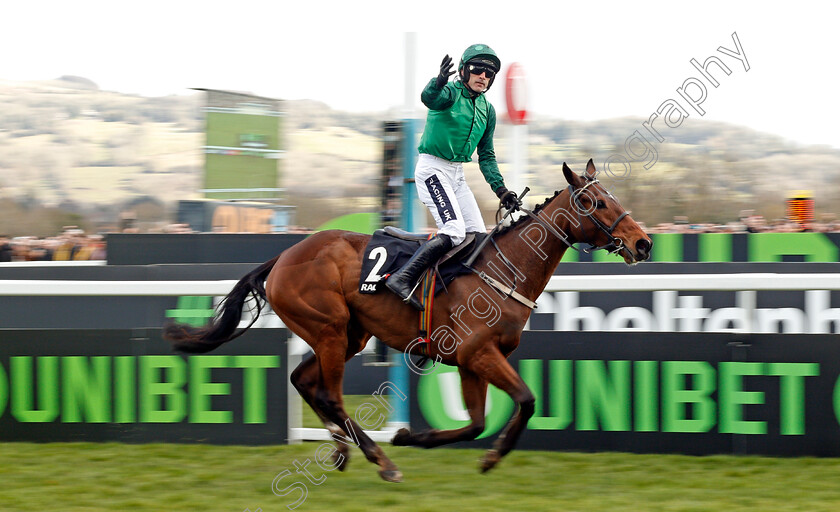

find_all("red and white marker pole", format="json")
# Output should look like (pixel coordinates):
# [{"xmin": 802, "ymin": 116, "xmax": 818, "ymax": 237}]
[{"xmin": 505, "ymin": 62, "xmax": 528, "ymax": 201}]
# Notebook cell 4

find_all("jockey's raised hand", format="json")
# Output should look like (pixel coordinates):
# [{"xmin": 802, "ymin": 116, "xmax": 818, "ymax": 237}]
[{"xmin": 436, "ymin": 54, "xmax": 455, "ymax": 88}]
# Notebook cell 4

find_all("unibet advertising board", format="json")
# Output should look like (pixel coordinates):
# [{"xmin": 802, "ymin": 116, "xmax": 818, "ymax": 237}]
[
  {"xmin": 411, "ymin": 331, "xmax": 840, "ymax": 456},
  {"xmin": 0, "ymin": 329, "xmax": 288, "ymax": 444}
]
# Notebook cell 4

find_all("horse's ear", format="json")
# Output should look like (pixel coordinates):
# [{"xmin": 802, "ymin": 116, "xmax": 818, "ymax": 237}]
[
  {"xmin": 585, "ymin": 159, "xmax": 597, "ymax": 179},
  {"xmin": 563, "ymin": 162, "xmax": 578, "ymax": 186}
]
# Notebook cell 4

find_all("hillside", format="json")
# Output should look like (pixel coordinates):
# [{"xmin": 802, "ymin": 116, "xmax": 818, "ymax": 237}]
[{"xmin": 0, "ymin": 77, "xmax": 838, "ymax": 234}]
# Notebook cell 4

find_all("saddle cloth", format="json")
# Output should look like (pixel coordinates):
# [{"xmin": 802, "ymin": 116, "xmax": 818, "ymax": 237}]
[{"xmin": 359, "ymin": 229, "xmax": 479, "ymax": 295}]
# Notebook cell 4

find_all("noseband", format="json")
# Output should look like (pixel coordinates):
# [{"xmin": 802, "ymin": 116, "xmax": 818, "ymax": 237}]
[{"xmin": 569, "ymin": 177, "xmax": 629, "ymax": 255}]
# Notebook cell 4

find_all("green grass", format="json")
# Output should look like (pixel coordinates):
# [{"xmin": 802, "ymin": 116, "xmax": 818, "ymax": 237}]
[{"xmin": 3, "ymin": 442, "xmax": 840, "ymax": 511}]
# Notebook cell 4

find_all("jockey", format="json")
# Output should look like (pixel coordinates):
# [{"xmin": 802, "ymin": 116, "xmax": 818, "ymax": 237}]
[{"xmin": 386, "ymin": 43, "xmax": 521, "ymax": 310}]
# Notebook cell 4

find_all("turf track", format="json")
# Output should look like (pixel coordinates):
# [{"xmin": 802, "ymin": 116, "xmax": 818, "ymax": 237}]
[{"xmin": 3, "ymin": 442, "xmax": 840, "ymax": 511}]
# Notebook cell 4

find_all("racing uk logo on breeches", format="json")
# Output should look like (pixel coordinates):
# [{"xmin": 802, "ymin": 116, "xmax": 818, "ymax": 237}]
[{"xmin": 425, "ymin": 175, "xmax": 457, "ymax": 223}]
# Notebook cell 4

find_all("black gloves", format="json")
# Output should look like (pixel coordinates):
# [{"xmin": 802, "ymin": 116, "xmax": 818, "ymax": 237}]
[
  {"xmin": 436, "ymin": 54, "xmax": 455, "ymax": 88},
  {"xmin": 495, "ymin": 186, "xmax": 522, "ymax": 211}
]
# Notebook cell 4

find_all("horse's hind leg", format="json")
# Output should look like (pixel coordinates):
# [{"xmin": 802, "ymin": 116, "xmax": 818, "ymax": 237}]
[
  {"xmin": 269, "ymin": 242, "xmax": 398, "ymax": 481},
  {"xmin": 289, "ymin": 354, "xmax": 350, "ymax": 471},
  {"xmin": 393, "ymin": 367, "xmax": 488, "ymax": 448},
  {"xmin": 289, "ymin": 324, "xmax": 373, "ymax": 472},
  {"xmin": 311, "ymin": 332, "xmax": 402, "ymax": 482}
]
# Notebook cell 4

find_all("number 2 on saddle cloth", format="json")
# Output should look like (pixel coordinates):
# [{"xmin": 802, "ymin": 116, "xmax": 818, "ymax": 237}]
[
  {"xmin": 358, "ymin": 230, "xmax": 473, "ymax": 296},
  {"xmin": 360, "ymin": 230, "xmax": 477, "ymax": 347}
]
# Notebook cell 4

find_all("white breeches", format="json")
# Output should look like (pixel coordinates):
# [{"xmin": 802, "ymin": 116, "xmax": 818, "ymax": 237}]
[{"xmin": 414, "ymin": 153, "xmax": 485, "ymax": 246}]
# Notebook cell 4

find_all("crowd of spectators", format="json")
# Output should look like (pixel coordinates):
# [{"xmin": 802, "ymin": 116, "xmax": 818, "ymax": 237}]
[
  {"xmin": 0, "ymin": 227, "xmax": 106, "ymax": 262},
  {"xmin": 643, "ymin": 212, "xmax": 840, "ymax": 234}
]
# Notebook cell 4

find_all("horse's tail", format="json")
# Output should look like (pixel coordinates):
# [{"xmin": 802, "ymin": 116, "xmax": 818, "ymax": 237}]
[{"xmin": 163, "ymin": 255, "xmax": 280, "ymax": 353}]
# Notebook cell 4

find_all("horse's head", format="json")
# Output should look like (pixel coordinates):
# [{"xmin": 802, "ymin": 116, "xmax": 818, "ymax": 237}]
[{"xmin": 562, "ymin": 159, "xmax": 652, "ymax": 264}]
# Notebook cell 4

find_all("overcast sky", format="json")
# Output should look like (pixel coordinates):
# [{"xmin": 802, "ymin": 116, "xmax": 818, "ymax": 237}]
[{"xmin": 3, "ymin": 1, "xmax": 838, "ymax": 148}]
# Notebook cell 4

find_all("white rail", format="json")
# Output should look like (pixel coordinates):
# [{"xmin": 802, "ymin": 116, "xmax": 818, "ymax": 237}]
[
  {"xmin": 545, "ymin": 273, "xmax": 840, "ymax": 291},
  {"xmin": 0, "ymin": 280, "xmax": 237, "ymax": 296},
  {"xmin": 0, "ymin": 260, "xmax": 106, "ymax": 267},
  {"xmin": 3, "ymin": 274, "xmax": 840, "ymax": 296}
]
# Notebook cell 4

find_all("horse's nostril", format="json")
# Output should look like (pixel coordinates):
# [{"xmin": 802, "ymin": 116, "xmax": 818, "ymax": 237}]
[{"xmin": 636, "ymin": 238, "xmax": 652, "ymax": 257}]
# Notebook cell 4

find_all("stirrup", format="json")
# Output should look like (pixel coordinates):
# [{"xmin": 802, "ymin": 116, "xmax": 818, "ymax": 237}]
[
  {"xmin": 405, "ymin": 278, "xmax": 423, "ymax": 302},
  {"xmin": 385, "ymin": 272, "xmax": 423, "ymax": 310},
  {"xmin": 402, "ymin": 278, "xmax": 424, "ymax": 310}
]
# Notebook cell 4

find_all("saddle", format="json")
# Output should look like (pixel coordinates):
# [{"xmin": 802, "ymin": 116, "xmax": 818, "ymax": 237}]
[{"xmin": 359, "ymin": 227, "xmax": 483, "ymax": 294}]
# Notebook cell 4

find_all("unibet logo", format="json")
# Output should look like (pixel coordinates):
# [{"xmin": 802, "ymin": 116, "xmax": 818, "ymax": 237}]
[
  {"xmin": 417, "ymin": 364, "xmax": 513, "ymax": 439},
  {"xmin": 418, "ymin": 359, "xmax": 823, "ymax": 435},
  {"xmin": 166, "ymin": 296, "xmax": 216, "ymax": 327},
  {"xmin": 166, "ymin": 297, "xmax": 286, "ymax": 330},
  {"xmin": 0, "ymin": 355, "xmax": 279, "ymax": 424}
]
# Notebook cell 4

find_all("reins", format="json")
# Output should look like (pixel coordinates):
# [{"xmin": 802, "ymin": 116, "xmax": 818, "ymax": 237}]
[
  {"xmin": 461, "ymin": 187, "xmax": 536, "ymax": 309},
  {"xmin": 463, "ymin": 187, "xmax": 531, "ymax": 268}
]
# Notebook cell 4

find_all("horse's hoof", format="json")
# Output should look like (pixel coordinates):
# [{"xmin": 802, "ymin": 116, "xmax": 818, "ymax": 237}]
[
  {"xmin": 333, "ymin": 448, "xmax": 349, "ymax": 472},
  {"xmin": 391, "ymin": 427, "xmax": 412, "ymax": 446},
  {"xmin": 479, "ymin": 449, "xmax": 501, "ymax": 473},
  {"xmin": 379, "ymin": 468, "xmax": 403, "ymax": 483}
]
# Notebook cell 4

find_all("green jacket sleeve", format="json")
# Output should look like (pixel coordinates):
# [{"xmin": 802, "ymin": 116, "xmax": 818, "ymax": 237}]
[
  {"xmin": 477, "ymin": 103, "xmax": 505, "ymax": 192},
  {"xmin": 420, "ymin": 78, "xmax": 457, "ymax": 111}
]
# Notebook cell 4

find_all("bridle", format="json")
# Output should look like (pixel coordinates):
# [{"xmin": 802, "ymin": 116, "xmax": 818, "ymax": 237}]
[
  {"xmin": 463, "ymin": 178, "xmax": 634, "ymax": 309},
  {"xmin": 568, "ymin": 176, "xmax": 630, "ymax": 256},
  {"xmin": 516, "ymin": 177, "xmax": 631, "ymax": 258}
]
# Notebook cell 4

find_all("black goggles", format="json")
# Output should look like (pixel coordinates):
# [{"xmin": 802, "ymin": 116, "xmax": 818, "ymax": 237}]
[{"xmin": 467, "ymin": 64, "xmax": 496, "ymax": 78}]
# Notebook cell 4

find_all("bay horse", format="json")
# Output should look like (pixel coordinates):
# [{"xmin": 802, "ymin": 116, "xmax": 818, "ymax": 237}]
[{"xmin": 164, "ymin": 160, "xmax": 652, "ymax": 482}]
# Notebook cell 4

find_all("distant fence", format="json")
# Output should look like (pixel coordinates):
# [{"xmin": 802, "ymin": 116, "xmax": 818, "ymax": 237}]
[
  {"xmin": 104, "ymin": 233, "xmax": 307, "ymax": 265},
  {"xmin": 560, "ymin": 232, "xmax": 840, "ymax": 263},
  {"xmin": 100, "ymin": 232, "xmax": 840, "ymax": 265}
]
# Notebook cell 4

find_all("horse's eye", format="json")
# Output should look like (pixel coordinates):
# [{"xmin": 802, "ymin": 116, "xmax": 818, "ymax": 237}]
[{"xmin": 596, "ymin": 200, "xmax": 606, "ymax": 209}]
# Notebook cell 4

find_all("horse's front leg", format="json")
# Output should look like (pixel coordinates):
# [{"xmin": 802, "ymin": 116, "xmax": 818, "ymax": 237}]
[
  {"xmin": 470, "ymin": 349, "xmax": 535, "ymax": 473},
  {"xmin": 392, "ymin": 367, "xmax": 488, "ymax": 448}
]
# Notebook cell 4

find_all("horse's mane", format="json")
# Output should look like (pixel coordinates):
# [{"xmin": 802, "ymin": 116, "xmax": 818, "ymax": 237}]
[{"xmin": 497, "ymin": 189, "xmax": 563, "ymax": 236}]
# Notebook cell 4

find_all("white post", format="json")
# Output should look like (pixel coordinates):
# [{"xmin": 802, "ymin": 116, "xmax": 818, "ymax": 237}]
[
  {"xmin": 509, "ymin": 123, "xmax": 528, "ymax": 199},
  {"xmin": 504, "ymin": 62, "xmax": 529, "ymax": 203},
  {"xmin": 286, "ymin": 334, "xmax": 305, "ymax": 444}
]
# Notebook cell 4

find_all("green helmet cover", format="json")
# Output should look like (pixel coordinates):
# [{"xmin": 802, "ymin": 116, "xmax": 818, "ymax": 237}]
[{"xmin": 458, "ymin": 44, "xmax": 501, "ymax": 73}]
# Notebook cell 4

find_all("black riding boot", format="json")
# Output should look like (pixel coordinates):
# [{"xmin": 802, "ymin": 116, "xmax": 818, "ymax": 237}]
[{"xmin": 385, "ymin": 234, "xmax": 453, "ymax": 310}]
